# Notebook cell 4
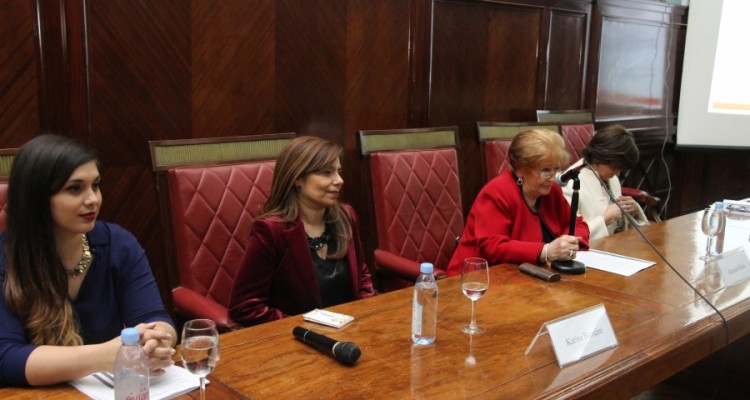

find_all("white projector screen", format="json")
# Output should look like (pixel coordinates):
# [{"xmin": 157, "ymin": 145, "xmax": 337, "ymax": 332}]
[{"xmin": 676, "ymin": 0, "xmax": 750, "ymax": 149}]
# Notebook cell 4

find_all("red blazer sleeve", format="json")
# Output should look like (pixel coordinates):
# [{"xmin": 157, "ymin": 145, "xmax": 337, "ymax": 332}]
[
  {"xmin": 344, "ymin": 204, "xmax": 375, "ymax": 299},
  {"xmin": 228, "ymin": 219, "xmax": 288, "ymax": 326}
]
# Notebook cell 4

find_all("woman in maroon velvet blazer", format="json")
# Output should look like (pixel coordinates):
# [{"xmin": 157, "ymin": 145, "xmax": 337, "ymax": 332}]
[
  {"xmin": 229, "ymin": 136, "xmax": 374, "ymax": 326},
  {"xmin": 447, "ymin": 129, "xmax": 590, "ymax": 276}
]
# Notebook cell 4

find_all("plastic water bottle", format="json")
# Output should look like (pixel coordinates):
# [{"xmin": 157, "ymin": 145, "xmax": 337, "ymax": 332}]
[
  {"xmin": 114, "ymin": 327, "xmax": 150, "ymax": 400},
  {"xmin": 411, "ymin": 262, "xmax": 438, "ymax": 344}
]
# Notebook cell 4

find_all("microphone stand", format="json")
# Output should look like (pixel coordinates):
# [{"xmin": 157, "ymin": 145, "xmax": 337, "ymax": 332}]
[{"xmin": 551, "ymin": 175, "xmax": 586, "ymax": 274}]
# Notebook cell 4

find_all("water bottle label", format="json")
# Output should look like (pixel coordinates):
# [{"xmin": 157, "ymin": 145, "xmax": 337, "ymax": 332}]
[
  {"xmin": 116, "ymin": 386, "xmax": 149, "ymax": 400},
  {"xmin": 412, "ymin": 299, "xmax": 423, "ymax": 335}
]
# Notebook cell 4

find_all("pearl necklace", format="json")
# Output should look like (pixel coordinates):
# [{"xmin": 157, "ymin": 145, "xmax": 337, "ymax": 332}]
[{"xmin": 67, "ymin": 234, "xmax": 92, "ymax": 278}]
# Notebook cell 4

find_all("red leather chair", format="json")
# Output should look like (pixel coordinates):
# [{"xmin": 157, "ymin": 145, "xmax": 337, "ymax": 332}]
[
  {"xmin": 485, "ymin": 140, "xmax": 512, "ymax": 179},
  {"xmin": 560, "ymin": 123, "xmax": 595, "ymax": 167},
  {"xmin": 0, "ymin": 149, "xmax": 17, "ymax": 233},
  {"xmin": 149, "ymin": 134, "xmax": 294, "ymax": 330},
  {"xmin": 359, "ymin": 127, "xmax": 464, "ymax": 292},
  {"xmin": 476, "ymin": 122, "xmax": 560, "ymax": 181}
]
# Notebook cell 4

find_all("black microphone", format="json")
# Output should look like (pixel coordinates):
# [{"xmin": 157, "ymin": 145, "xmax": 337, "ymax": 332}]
[
  {"xmin": 555, "ymin": 163, "xmax": 586, "ymax": 186},
  {"xmin": 292, "ymin": 326, "xmax": 361, "ymax": 366}
]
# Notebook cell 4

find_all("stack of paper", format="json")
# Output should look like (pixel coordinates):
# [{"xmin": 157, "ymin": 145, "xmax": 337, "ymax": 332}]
[
  {"xmin": 575, "ymin": 249, "xmax": 655, "ymax": 276},
  {"xmin": 70, "ymin": 365, "xmax": 201, "ymax": 400}
]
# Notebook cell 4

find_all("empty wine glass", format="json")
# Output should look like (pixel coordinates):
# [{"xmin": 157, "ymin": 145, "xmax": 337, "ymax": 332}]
[
  {"xmin": 461, "ymin": 257, "xmax": 489, "ymax": 335},
  {"xmin": 181, "ymin": 319, "xmax": 220, "ymax": 400},
  {"xmin": 700, "ymin": 206, "xmax": 725, "ymax": 261}
]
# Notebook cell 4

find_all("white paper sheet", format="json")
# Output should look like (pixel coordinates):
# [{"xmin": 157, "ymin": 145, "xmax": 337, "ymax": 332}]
[
  {"xmin": 575, "ymin": 249, "xmax": 655, "ymax": 276},
  {"xmin": 69, "ymin": 365, "xmax": 201, "ymax": 400}
]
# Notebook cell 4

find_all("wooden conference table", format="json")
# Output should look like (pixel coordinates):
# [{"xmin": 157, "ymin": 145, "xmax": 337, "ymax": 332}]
[{"xmin": 4, "ymin": 211, "xmax": 750, "ymax": 399}]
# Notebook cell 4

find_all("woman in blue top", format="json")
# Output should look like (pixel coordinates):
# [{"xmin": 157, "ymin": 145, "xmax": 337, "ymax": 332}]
[{"xmin": 0, "ymin": 134, "xmax": 176, "ymax": 387}]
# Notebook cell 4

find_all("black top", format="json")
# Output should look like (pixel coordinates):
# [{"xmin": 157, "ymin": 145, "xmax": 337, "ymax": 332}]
[{"xmin": 311, "ymin": 239, "xmax": 352, "ymax": 308}]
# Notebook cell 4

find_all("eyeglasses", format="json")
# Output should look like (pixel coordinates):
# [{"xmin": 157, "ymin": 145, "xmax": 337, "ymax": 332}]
[{"xmin": 537, "ymin": 168, "xmax": 562, "ymax": 180}]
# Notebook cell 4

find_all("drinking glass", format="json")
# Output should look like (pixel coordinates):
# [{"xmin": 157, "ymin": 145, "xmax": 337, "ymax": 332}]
[
  {"xmin": 461, "ymin": 257, "xmax": 489, "ymax": 335},
  {"xmin": 181, "ymin": 319, "xmax": 220, "ymax": 400},
  {"xmin": 700, "ymin": 207, "xmax": 725, "ymax": 261}
]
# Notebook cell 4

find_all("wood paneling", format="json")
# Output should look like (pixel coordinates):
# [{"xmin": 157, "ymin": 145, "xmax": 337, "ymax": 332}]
[
  {"xmin": 545, "ymin": 8, "xmax": 589, "ymax": 109},
  {"xmin": 192, "ymin": 0, "xmax": 276, "ymax": 137},
  {"xmin": 345, "ymin": 0, "xmax": 413, "ymax": 257},
  {"xmin": 85, "ymin": 0, "xmax": 191, "ymax": 303},
  {"xmin": 430, "ymin": 0, "xmax": 590, "ymax": 213},
  {"xmin": 588, "ymin": 0, "xmax": 685, "ymax": 219},
  {"xmin": 0, "ymin": 0, "xmax": 37, "ymax": 146}
]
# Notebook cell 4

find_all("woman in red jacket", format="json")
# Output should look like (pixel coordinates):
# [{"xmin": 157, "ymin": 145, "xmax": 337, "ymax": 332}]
[
  {"xmin": 447, "ymin": 129, "xmax": 590, "ymax": 276},
  {"xmin": 229, "ymin": 136, "xmax": 374, "ymax": 326}
]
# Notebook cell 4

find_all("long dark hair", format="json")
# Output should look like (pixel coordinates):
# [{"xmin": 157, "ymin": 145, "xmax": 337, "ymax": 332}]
[
  {"xmin": 262, "ymin": 136, "xmax": 351, "ymax": 259},
  {"xmin": 4, "ymin": 134, "xmax": 98, "ymax": 346}
]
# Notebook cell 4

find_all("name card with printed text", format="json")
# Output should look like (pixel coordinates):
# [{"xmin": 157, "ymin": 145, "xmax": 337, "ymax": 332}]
[
  {"xmin": 544, "ymin": 304, "xmax": 618, "ymax": 368},
  {"xmin": 715, "ymin": 246, "xmax": 750, "ymax": 287}
]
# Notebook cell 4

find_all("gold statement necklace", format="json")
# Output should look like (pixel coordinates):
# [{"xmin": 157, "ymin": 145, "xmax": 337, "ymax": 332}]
[{"xmin": 67, "ymin": 234, "xmax": 92, "ymax": 278}]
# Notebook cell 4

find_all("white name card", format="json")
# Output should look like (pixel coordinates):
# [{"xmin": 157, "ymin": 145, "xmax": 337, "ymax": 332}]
[
  {"xmin": 715, "ymin": 246, "xmax": 750, "ymax": 287},
  {"xmin": 545, "ymin": 304, "xmax": 618, "ymax": 368}
]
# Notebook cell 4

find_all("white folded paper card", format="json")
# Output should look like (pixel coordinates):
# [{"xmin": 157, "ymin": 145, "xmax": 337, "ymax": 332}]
[
  {"xmin": 715, "ymin": 245, "xmax": 750, "ymax": 287},
  {"xmin": 526, "ymin": 304, "xmax": 618, "ymax": 368},
  {"xmin": 69, "ymin": 365, "xmax": 201, "ymax": 400},
  {"xmin": 303, "ymin": 309, "xmax": 354, "ymax": 328}
]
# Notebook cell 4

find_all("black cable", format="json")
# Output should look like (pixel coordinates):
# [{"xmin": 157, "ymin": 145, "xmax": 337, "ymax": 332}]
[{"xmin": 582, "ymin": 159, "xmax": 730, "ymax": 399}]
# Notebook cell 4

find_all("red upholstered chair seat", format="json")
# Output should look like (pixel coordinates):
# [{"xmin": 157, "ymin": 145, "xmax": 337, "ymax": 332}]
[
  {"xmin": 168, "ymin": 161, "xmax": 275, "ymax": 329},
  {"xmin": 370, "ymin": 148, "xmax": 464, "ymax": 291}
]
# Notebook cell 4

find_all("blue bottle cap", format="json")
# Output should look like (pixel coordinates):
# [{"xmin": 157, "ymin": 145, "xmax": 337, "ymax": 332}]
[
  {"xmin": 120, "ymin": 327, "xmax": 140, "ymax": 345},
  {"xmin": 420, "ymin": 263, "xmax": 434, "ymax": 274},
  {"xmin": 714, "ymin": 201, "xmax": 724, "ymax": 210}
]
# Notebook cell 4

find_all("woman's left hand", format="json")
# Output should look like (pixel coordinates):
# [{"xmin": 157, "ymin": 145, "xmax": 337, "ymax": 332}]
[
  {"xmin": 616, "ymin": 196, "xmax": 638, "ymax": 216},
  {"xmin": 136, "ymin": 322, "xmax": 176, "ymax": 376}
]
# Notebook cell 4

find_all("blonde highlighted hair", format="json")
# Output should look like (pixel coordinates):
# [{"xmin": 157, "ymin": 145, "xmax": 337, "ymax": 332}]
[{"xmin": 508, "ymin": 129, "xmax": 569, "ymax": 171}]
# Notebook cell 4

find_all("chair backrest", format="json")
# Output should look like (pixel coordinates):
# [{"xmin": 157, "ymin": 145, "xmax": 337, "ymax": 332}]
[
  {"xmin": 484, "ymin": 140, "xmax": 513, "ymax": 180},
  {"xmin": 476, "ymin": 122, "xmax": 560, "ymax": 181},
  {"xmin": 359, "ymin": 127, "xmax": 464, "ymax": 287},
  {"xmin": 0, "ymin": 149, "xmax": 18, "ymax": 233},
  {"xmin": 149, "ymin": 133, "xmax": 294, "ymax": 316},
  {"xmin": 536, "ymin": 109, "xmax": 594, "ymax": 124},
  {"xmin": 559, "ymin": 123, "xmax": 595, "ymax": 166}
]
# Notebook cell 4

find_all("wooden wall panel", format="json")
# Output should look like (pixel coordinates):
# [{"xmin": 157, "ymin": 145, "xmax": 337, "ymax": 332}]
[
  {"xmin": 431, "ymin": 1, "xmax": 545, "ymax": 211},
  {"xmin": 0, "ymin": 0, "xmax": 38, "ymax": 146},
  {"xmin": 595, "ymin": 18, "xmax": 669, "ymax": 118},
  {"xmin": 588, "ymin": 0, "xmax": 698, "ymax": 219},
  {"xmin": 345, "ymin": 0, "xmax": 413, "ymax": 254},
  {"xmin": 192, "ymin": 0, "xmax": 276, "ymax": 137},
  {"xmin": 545, "ymin": 8, "xmax": 589, "ymax": 109},
  {"xmin": 276, "ymin": 0, "xmax": 346, "ymax": 138},
  {"xmin": 589, "ymin": 0, "xmax": 684, "ymax": 121}
]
